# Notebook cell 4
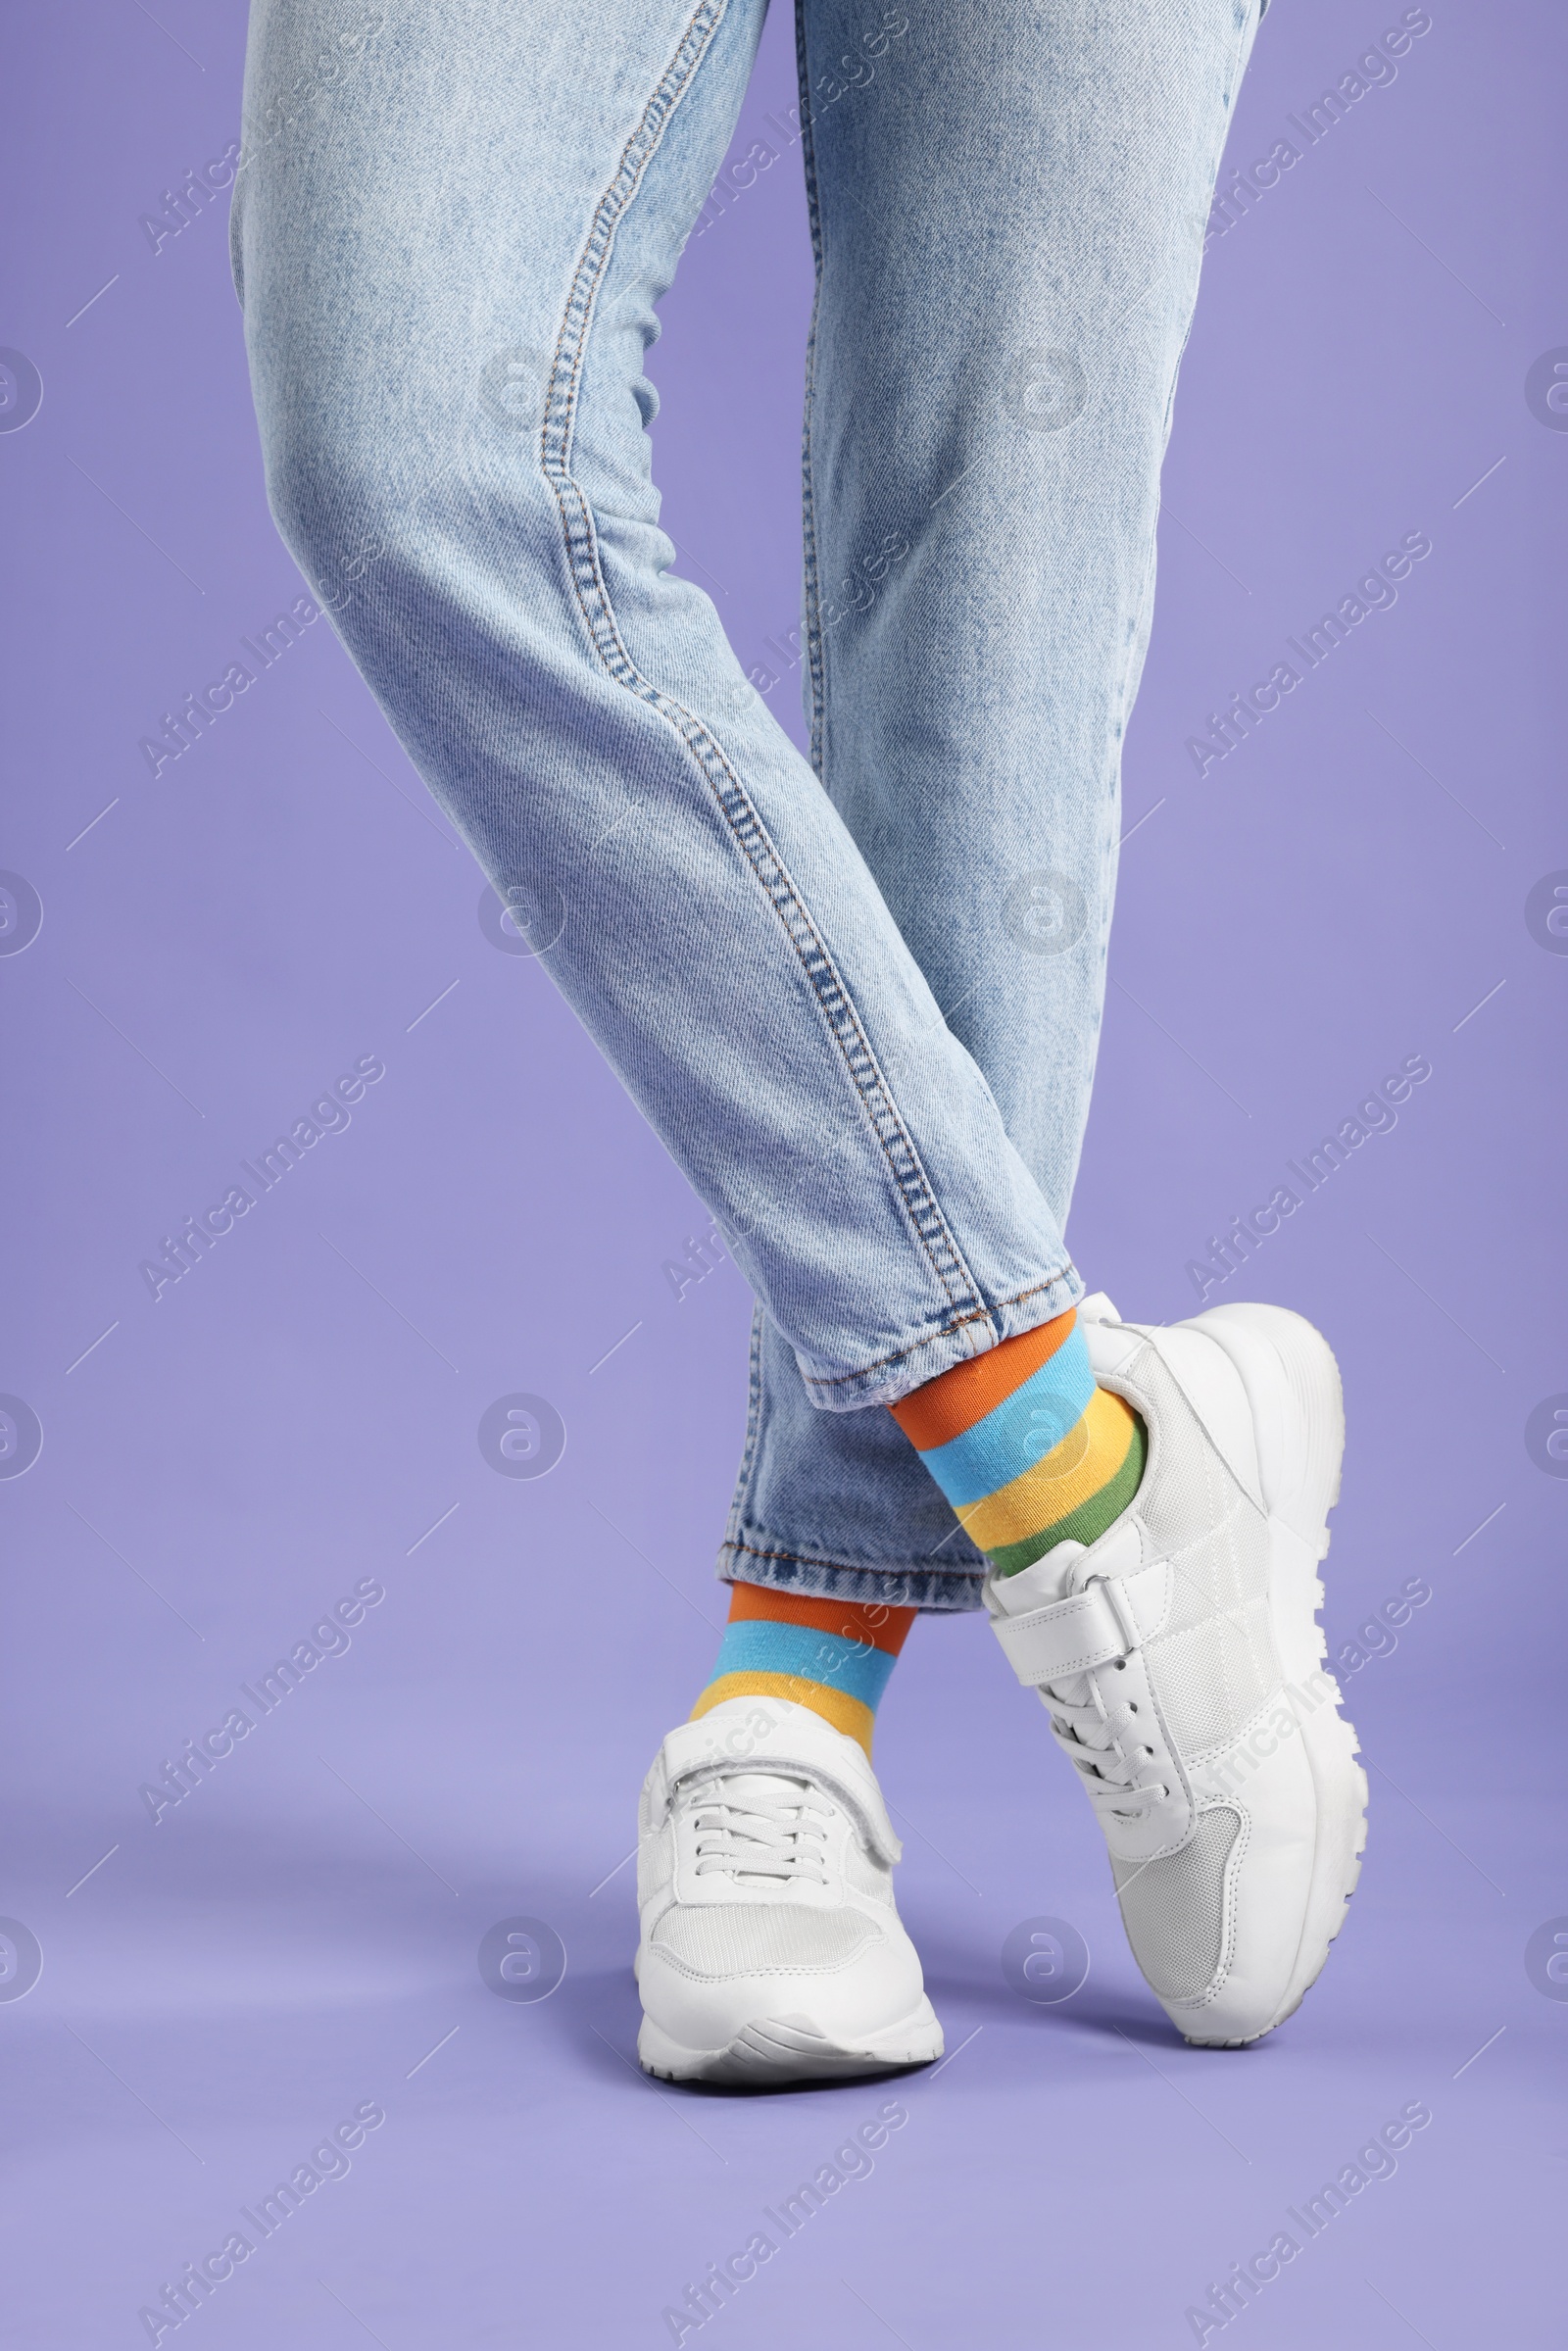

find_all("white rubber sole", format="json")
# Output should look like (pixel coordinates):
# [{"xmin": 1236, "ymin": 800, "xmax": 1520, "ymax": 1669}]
[
  {"xmin": 1185, "ymin": 1303, "xmax": 1368, "ymax": 2047},
  {"xmin": 638, "ymin": 1997, "xmax": 944, "ymax": 2086}
]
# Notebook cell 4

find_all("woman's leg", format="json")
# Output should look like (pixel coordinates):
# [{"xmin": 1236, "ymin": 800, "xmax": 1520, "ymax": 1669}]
[
  {"xmin": 722, "ymin": 0, "xmax": 1263, "ymax": 1609},
  {"xmin": 231, "ymin": 0, "xmax": 1078, "ymax": 1461}
]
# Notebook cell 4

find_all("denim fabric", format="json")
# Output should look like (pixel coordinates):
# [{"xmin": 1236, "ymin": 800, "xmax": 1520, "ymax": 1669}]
[{"xmin": 233, "ymin": 0, "xmax": 1261, "ymax": 1607}]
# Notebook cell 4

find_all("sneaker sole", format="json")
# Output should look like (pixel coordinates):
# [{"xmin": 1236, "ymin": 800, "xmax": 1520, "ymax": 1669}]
[
  {"xmin": 637, "ymin": 1997, "xmax": 944, "ymax": 2086},
  {"xmin": 1183, "ymin": 1303, "xmax": 1368, "ymax": 2046}
]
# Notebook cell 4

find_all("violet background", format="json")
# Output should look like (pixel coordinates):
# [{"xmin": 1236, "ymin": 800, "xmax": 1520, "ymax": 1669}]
[{"xmin": 2, "ymin": 3, "xmax": 1564, "ymax": 2345}]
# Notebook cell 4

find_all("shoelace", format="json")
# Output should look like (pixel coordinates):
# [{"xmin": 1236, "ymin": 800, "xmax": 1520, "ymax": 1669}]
[
  {"xmin": 687, "ymin": 1783, "xmax": 833, "ymax": 1886},
  {"xmin": 1044, "ymin": 1660, "xmax": 1170, "ymax": 1821}
]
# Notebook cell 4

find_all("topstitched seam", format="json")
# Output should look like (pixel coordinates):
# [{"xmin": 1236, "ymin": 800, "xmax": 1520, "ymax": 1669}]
[
  {"xmin": 804, "ymin": 1271, "xmax": 1078, "ymax": 1391},
  {"xmin": 794, "ymin": 0, "xmax": 829, "ymax": 779},
  {"xmin": 537, "ymin": 0, "xmax": 985, "ymax": 1324}
]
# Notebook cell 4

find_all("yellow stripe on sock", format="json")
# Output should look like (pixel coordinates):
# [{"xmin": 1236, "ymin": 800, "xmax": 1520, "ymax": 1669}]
[
  {"xmin": 956, "ymin": 1387, "xmax": 1140, "ymax": 1553},
  {"xmin": 690, "ymin": 1671, "xmax": 876, "ymax": 1757}
]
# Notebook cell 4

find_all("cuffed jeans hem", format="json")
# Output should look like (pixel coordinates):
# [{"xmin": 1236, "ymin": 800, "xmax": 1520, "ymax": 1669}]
[
  {"xmin": 718, "ymin": 1534, "xmax": 988, "ymax": 1614},
  {"xmin": 795, "ymin": 1263, "xmax": 1085, "ymax": 1412}
]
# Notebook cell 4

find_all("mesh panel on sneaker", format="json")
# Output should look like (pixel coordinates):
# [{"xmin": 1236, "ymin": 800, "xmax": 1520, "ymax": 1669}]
[
  {"xmin": 637, "ymin": 1821, "xmax": 673, "ymax": 1912},
  {"xmin": 1159, "ymin": 1493, "xmax": 1270, "ymax": 1636},
  {"xmin": 650, "ymin": 1904, "xmax": 881, "ymax": 1980},
  {"xmin": 1122, "ymin": 1352, "xmax": 1232, "ymax": 1534},
  {"xmin": 1112, "ymin": 1808, "xmax": 1240, "ymax": 1999},
  {"xmin": 1123, "ymin": 1352, "xmax": 1268, "ymax": 1638},
  {"xmin": 1151, "ymin": 1601, "xmax": 1277, "ymax": 1758}
]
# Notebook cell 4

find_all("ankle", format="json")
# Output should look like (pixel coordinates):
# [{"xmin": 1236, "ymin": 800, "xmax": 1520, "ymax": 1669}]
[
  {"xmin": 691, "ymin": 1585, "xmax": 916, "ymax": 1755},
  {"xmin": 891, "ymin": 1307, "xmax": 1146, "ymax": 1577}
]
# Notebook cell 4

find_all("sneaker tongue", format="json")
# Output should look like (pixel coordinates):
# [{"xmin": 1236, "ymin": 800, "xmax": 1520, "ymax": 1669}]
[
  {"xmin": 708, "ymin": 1770, "xmax": 813, "ymax": 1808},
  {"xmin": 696, "ymin": 1768, "xmax": 826, "ymax": 1886}
]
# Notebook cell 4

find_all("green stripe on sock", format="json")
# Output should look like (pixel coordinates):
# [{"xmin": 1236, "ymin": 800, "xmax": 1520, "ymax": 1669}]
[{"xmin": 988, "ymin": 1416, "xmax": 1148, "ymax": 1578}]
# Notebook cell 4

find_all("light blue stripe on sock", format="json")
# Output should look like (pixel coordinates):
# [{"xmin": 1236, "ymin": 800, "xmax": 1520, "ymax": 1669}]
[
  {"xmin": 709, "ymin": 1621, "xmax": 899, "ymax": 1712},
  {"xmin": 914, "ymin": 1324, "xmax": 1097, "ymax": 1507}
]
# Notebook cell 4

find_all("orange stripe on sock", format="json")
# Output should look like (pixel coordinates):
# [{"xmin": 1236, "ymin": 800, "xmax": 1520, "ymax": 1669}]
[
  {"xmin": 726, "ymin": 1582, "xmax": 916, "ymax": 1657},
  {"xmin": 889, "ymin": 1308, "xmax": 1078, "ymax": 1452}
]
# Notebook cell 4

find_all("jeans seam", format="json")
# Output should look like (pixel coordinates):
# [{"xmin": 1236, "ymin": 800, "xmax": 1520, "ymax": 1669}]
[
  {"xmin": 805, "ymin": 1269, "xmax": 1075, "ymax": 1393},
  {"xmin": 539, "ymin": 0, "xmax": 985, "ymax": 1323},
  {"xmin": 794, "ymin": 0, "xmax": 829, "ymax": 781},
  {"xmin": 719, "ymin": 1537, "xmax": 987, "ymax": 1611},
  {"xmin": 724, "ymin": 1300, "xmax": 767, "ymax": 1548},
  {"xmin": 721, "ymin": 1537, "xmax": 982, "ymax": 1576}
]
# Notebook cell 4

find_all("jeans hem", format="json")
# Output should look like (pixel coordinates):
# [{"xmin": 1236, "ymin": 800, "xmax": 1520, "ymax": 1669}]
[
  {"xmin": 718, "ymin": 1536, "xmax": 987, "ymax": 1615},
  {"xmin": 797, "ymin": 1263, "xmax": 1084, "ymax": 1410}
]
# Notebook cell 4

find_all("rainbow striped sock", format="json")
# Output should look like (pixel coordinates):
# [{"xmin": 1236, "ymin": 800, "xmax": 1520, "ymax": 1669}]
[
  {"xmin": 691, "ymin": 1585, "xmax": 916, "ymax": 1757},
  {"xmin": 891, "ymin": 1308, "xmax": 1145, "ymax": 1577}
]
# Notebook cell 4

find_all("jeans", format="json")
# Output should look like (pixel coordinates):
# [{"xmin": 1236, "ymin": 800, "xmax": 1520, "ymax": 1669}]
[{"xmin": 234, "ymin": 0, "xmax": 1261, "ymax": 1610}]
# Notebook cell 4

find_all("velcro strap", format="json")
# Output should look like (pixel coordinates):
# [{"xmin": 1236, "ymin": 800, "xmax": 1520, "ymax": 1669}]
[{"xmin": 990, "ymin": 1582, "xmax": 1133, "ymax": 1687}]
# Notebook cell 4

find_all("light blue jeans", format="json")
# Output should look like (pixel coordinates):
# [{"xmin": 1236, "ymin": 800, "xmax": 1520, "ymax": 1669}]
[{"xmin": 234, "ymin": 0, "xmax": 1260, "ymax": 1609}]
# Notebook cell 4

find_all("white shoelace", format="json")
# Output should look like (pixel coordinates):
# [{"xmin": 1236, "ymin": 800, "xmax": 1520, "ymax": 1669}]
[
  {"xmin": 687, "ymin": 1779, "xmax": 833, "ymax": 1886},
  {"xmin": 1044, "ymin": 1662, "xmax": 1170, "ymax": 1820}
]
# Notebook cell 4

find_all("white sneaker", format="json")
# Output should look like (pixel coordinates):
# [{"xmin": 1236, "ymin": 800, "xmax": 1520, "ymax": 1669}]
[
  {"xmin": 635, "ymin": 1695, "xmax": 944, "ymax": 2084},
  {"xmin": 985, "ymin": 1296, "xmax": 1367, "ymax": 2045}
]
